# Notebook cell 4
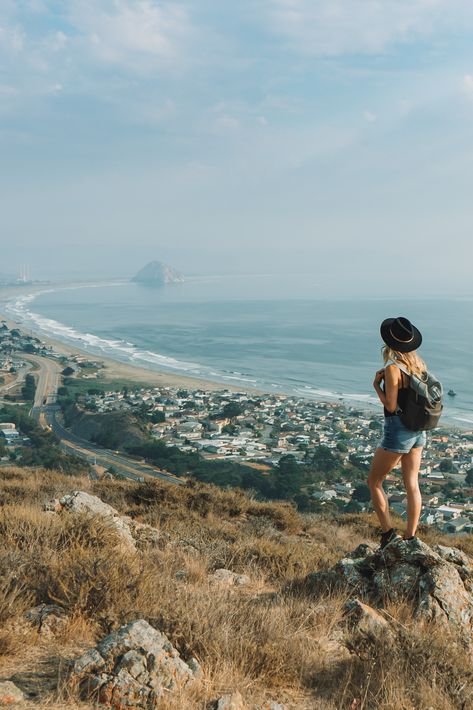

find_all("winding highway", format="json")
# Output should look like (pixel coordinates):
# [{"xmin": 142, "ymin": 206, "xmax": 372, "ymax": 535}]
[{"xmin": 24, "ymin": 353, "xmax": 183, "ymax": 485}]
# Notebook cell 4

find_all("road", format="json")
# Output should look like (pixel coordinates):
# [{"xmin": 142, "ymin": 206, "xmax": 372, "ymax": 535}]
[{"xmin": 23, "ymin": 353, "xmax": 183, "ymax": 485}]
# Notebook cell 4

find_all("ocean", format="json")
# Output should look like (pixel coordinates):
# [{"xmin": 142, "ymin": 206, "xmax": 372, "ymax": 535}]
[{"xmin": 3, "ymin": 275, "xmax": 473, "ymax": 427}]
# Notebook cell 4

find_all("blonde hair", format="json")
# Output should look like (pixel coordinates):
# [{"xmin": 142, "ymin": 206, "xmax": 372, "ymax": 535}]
[{"xmin": 382, "ymin": 346, "xmax": 426, "ymax": 378}]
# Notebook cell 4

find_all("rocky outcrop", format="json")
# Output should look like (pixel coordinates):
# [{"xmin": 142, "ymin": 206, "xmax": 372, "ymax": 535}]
[
  {"xmin": 216, "ymin": 691, "xmax": 244, "ymax": 710},
  {"xmin": 305, "ymin": 537, "xmax": 473, "ymax": 644},
  {"xmin": 131, "ymin": 261, "xmax": 184, "ymax": 286},
  {"xmin": 210, "ymin": 569, "xmax": 250, "ymax": 588},
  {"xmin": 0, "ymin": 681, "xmax": 25, "ymax": 705},
  {"xmin": 44, "ymin": 491, "xmax": 160, "ymax": 552},
  {"xmin": 344, "ymin": 598, "xmax": 392, "ymax": 639},
  {"xmin": 70, "ymin": 619, "xmax": 196, "ymax": 708},
  {"xmin": 25, "ymin": 604, "xmax": 68, "ymax": 638}
]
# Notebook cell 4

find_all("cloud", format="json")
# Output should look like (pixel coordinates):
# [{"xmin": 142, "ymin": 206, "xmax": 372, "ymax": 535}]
[
  {"xmin": 363, "ymin": 110, "xmax": 377, "ymax": 123},
  {"xmin": 267, "ymin": 0, "xmax": 473, "ymax": 56},
  {"xmin": 68, "ymin": 0, "xmax": 193, "ymax": 70},
  {"xmin": 463, "ymin": 74, "xmax": 473, "ymax": 94},
  {"xmin": 215, "ymin": 114, "xmax": 240, "ymax": 131},
  {"xmin": 0, "ymin": 24, "xmax": 25, "ymax": 53}
]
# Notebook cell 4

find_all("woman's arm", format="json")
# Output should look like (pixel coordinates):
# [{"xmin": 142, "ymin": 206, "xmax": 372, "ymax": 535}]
[{"xmin": 373, "ymin": 364, "xmax": 399, "ymax": 413}]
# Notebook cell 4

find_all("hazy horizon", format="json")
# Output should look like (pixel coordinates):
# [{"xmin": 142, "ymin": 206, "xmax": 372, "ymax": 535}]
[{"xmin": 2, "ymin": 2, "xmax": 473, "ymax": 296}]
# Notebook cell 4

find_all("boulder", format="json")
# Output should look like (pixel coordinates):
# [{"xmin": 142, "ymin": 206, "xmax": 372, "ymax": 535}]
[
  {"xmin": 210, "ymin": 569, "xmax": 250, "ymax": 587},
  {"xmin": 256, "ymin": 703, "xmax": 285, "ymax": 710},
  {"xmin": 344, "ymin": 599, "xmax": 392, "ymax": 639},
  {"xmin": 25, "ymin": 604, "xmax": 68, "ymax": 637},
  {"xmin": 0, "ymin": 681, "xmax": 25, "ymax": 705},
  {"xmin": 44, "ymin": 491, "xmax": 161, "ymax": 552},
  {"xmin": 124, "ymin": 518, "xmax": 161, "ymax": 550},
  {"xmin": 305, "ymin": 537, "xmax": 473, "ymax": 644},
  {"xmin": 216, "ymin": 691, "xmax": 244, "ymax": 709},
  {"xmin": 433, "ymin": 544, "xmax": 473, "ymax": 593},
  {"xmin": 70, "ymin": 619, "xmax": 196, "ymax": 707}
]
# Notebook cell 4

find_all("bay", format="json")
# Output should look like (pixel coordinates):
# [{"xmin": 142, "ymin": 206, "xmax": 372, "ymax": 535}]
[{"xmin": 4, "ymin": 274, "xmax": 473, "ymax": 426}]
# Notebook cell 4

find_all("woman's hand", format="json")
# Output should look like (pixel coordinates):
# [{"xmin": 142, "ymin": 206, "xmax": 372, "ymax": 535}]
[{"xmin": 373, "ymin": 369, "xmax": 385, "ymax": 388}]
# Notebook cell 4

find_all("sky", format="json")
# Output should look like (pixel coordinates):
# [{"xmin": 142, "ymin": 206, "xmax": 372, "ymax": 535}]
[{"xmin": 1, "ymin": 0, "xmax": 473, "ymax": 293}]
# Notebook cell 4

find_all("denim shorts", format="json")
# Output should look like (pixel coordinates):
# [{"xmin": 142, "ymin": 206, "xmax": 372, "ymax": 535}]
[{"xmin": 380, "ymin": 415, "xmax": 426, "ymax": 454}]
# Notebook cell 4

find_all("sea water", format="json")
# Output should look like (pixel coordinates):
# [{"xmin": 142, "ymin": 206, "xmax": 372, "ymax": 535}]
[{"xmin": 3, "ymin": 275, "xmax": 473, "ymax": 426}]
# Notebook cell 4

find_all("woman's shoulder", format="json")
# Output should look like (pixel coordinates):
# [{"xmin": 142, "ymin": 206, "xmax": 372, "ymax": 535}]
[{"xmin": 384, "ymin": 361, "xmax": 405, "ymax": 381}]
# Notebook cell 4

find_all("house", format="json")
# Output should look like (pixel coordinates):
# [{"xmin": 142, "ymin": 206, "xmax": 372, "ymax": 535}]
[
  {"xmin": 312, "ymin": 489, "xmax": 338, "ymax": 501},
  {"xmin": 443, "ymin": 517, "xmax": 469, "ymax": 534},
  {"xmin": 388, "ymin": 493, "xmax": 406, "ymax": 504},
  {"xmin": 421, "ymin": 494, "xmax": 439, "ymax": 506},
  {"xmin": 0, "ymin": 429, "xmax": 20, "ymax": 443},
  {"xmin": 437, "ymin": 505, "xmax": 463, "ymax": 520},
  {"xmin": 420, "ymin": 511, "xmax": 437, "ymax": 525}
]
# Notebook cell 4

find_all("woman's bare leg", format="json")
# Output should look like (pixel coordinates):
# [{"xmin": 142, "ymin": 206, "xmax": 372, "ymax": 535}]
[
  {"xmin": 401, "ymin": 447, "xmax": 423, "ymax": 538},
  {"xmin": 367, "ymin": 448, "xmax": 403, "ymax": 532}
]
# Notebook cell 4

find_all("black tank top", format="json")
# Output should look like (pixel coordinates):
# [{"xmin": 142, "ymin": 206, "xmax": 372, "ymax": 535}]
[{"xmin": 383, "ymin": 367, "xmax": 409, "ymax": 418}]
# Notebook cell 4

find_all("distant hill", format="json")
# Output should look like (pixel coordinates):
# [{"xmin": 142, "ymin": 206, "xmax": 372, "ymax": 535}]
[{"xmin": 131, "ymin": 261, "xmax": 184, "ymax": 285}]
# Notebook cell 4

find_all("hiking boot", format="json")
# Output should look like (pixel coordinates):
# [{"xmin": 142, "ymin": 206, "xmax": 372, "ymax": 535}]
[{"xmin": 379, "ymin": 528, "xmax": 401, "ymax": 550}]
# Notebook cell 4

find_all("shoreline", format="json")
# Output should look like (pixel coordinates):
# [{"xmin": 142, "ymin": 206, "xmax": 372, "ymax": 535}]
[
  {"xmin": 0, "ymin": 280, "xmax": 384, "ymax": 409},
  {"xmin": 0, "ymin": 282, "xmax": 469, "ymax": 431},
  {"xmin": 0, "ymin": 281, "xmax": 252, "ymax": 394},
  {"xmin": 0, "ymin": 307, "xmax": 250, "ymax": 394}
]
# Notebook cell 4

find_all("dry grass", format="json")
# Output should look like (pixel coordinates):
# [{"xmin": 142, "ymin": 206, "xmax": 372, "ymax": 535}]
[{"xmin": 0, "ymin": 465, "xmax": 471, "ymax": 709}]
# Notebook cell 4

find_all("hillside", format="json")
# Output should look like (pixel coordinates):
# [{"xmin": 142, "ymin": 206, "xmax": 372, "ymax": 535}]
[{"xmin": 0, "ymin": 465, "xmax": 472, "ymax": 709}]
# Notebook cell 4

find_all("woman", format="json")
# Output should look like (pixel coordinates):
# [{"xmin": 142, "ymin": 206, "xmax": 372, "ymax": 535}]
[{"xmin": 368, "ymin": 316, "xmax": 427, "ymax": 548}]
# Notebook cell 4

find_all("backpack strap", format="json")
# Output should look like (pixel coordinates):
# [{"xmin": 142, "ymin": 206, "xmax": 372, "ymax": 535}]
[{"xmin": 385, "ymin": 360, "xmax": 410, "ymax": 387}]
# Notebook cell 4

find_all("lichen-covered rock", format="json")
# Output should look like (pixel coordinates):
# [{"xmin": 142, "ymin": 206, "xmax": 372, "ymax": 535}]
[
  {"xmin": 256, "ymin": 702, "xmax": 285, "ymax": 710},
  {"xmin": 44, "ymin": 491, "xmax": 161, "ymax": 552},
  {"xmin": 344, "ymin": 599, "xmax": 392, "ymax": 639},
  {"xmin": 216, "ymin": 690, "xmax": 244, "ymax": 709},
  {"xmin": 0, "ymin": 681, "xmax": 25, "ymax": 705},
  {"xmin": 70, "ymin": 619, "xmax": 196, "ymax": 708},
  {"xmin": 25, "ymin": 604, "xmax": 68, "ymax": 637},
  {"xmin": 44, "ymin": 491, "xmax": 136, "ymax": 550},
  {"xmin": 210, "ymin": 569, "xmax": 250, "ymax": 587},
  {"xmin": 306, "ymin": 537, "xmax": 473, "ymax": 644},
  {"xmin": 187, "ymin": 657, "xmax": 203, "ymax": 678},
  {"xmin": 125, "ymin": 519, "xmax": 161, "ymax": 549},
  {"xmin": 348, "ymin": 542, "xmax": 377, "ymax": 559},
  {"xmin": 433, "ymin": 544, "xmax": 473, "ymax": 592}
]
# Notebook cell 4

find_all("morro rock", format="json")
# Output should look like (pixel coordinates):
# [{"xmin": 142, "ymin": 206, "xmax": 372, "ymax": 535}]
[{"xmin": 131, "ymin": 261, "xmax": 184, "ymax": 286}]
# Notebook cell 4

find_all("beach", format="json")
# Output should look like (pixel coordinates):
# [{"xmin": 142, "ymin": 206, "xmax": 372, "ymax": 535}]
[
  {"xmin": 2, "ymin": 279, "xmax": 472, "ymax": 426},
  {"xmin": 0, "ymin": 283, "xmax": 246, "ymax": 393}
]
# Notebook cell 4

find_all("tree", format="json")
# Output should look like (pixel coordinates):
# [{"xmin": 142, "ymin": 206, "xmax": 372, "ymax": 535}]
[
  {"xmin": 222, "ymin": 402, "xmax": 244, "ymax": 419},
  {"xmin": 466, "ymin": 468, "xmax": 473, "ymax": 486},
  {"xmin": 352, "ymin": 483, "xmax": 371, "ymax": 502},
  {"xmin": 311, "ymin": 445, "xmax": 339, "ymax": 472},
  {"xmin": 21, "ymin": 374, "xmax": 36, "ymax": 402},
  {"xmin": 369, "ymin": 420, "xmax": 382, "ymax": 431},
  {"xmin": 439, "ymin": 459, "xmax": 456, "ymax": 473},
  {"xmin": 344, "ymin": 499, "xmax": 364, "ymax": 513},
  {"xmin": 148, "ymin": 410, "xmax": 165, "ymax": 424},
  {"xmin": 348, "ymin": 453, "xmax": 369, "ymax": 472}
]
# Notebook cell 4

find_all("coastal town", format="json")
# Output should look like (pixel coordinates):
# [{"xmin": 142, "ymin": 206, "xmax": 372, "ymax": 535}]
[{"xmin": 1, "ymin": 320, "xmax": 473, "ymax": 535}]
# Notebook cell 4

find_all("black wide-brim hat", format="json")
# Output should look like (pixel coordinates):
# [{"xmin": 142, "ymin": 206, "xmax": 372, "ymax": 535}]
[{"xmin": 380, "ymin": 316, "xmax": 422, "ymax": 353}]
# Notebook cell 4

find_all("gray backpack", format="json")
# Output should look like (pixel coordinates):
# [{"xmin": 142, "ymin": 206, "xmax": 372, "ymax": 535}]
[{"xmin": 389, "ymin": 361, "xmax": 443, "ymax": 431}]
